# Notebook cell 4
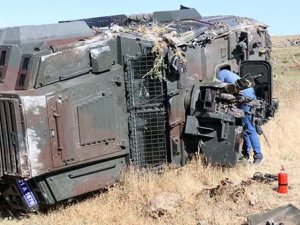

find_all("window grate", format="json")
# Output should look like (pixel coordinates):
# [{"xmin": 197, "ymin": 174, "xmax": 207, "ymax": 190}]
[
  {"xmin": 125, "ymin": 49, "xmax": 168, "ymax": 167},
  {"xmin": 126, "ymin": 53, "xmax": 165, "ymax": 110},
  {"xmin": 129, "ymin": 110, "xmax": 167, "ymax": 166}
]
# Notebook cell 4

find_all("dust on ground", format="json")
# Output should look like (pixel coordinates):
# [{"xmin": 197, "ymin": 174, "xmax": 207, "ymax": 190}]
[{"xmin": 1, "ymin": 36, "xmax": 300, "ymax": 225}]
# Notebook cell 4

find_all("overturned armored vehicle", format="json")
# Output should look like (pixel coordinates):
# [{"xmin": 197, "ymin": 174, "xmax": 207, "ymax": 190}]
[{"xmin": 0, "ymin": 7, "xmax": 277, "ymax": 211}]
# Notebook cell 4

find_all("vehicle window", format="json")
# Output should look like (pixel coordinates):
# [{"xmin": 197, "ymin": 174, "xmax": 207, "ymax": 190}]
[
  {"xmin": 0, "ymin": 51, "xmax": 7, "ymax": 66},
  {"xmin": 22, "ymin": 57, "xmax": 30, "ymax": 70},
  {"xmin": 16, "ymin": 56, "xmax": 31, "ymax": 90}
]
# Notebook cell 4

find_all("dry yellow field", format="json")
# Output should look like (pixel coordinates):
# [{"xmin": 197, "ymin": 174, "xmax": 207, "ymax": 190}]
[{"xmin": 1, "ymin": 36, "xmax": 300, "ymax": 225}]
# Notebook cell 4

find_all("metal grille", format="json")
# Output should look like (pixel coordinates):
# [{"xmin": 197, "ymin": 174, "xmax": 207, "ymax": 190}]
[
  {"xmin": 125, "ymin": 49, "xmax": 168, "ymax": 167},
  {"xmin": 126, "ymin": 53, "xmax": 165, "ymax": 109},
  {"xmin": 0, "ymin": 99, "xmax": 20, "ymax": 176},
  {"xmin": 130, "ymin": 110, "xmax": 167, "ymax": 166}
]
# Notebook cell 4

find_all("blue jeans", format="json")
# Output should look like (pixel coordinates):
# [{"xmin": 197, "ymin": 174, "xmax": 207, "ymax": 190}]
[
  {"xmin": 239, "ymin": 90, "xmax": 263, "ymax": 158},
  {"xmin": 242, "ymin": 113, "xmax": 263, "ymax": 158},
  {"xmin": 217, "ymin": 69, "xmax": 262, "ymax": 158}
]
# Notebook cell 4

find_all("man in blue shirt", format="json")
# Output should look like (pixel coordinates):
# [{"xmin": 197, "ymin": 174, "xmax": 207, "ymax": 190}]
[{"xmin": 217, "ymin": 69, "xmax": 264, "ymax": 165}]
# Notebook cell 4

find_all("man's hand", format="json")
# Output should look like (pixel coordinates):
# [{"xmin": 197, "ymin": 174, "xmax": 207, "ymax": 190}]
[{"xmin": 235, "ymin": 73, "xmax": 254, "ymax": 90}]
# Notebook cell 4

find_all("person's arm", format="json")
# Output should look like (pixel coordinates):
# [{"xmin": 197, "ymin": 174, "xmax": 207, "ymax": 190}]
[{"xmin": 217, "ymin": 70, "xmax": 228, "ymax": 82}]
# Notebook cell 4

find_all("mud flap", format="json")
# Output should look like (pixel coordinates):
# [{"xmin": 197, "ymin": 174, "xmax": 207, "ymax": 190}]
[
  {"xmin": 184, "ymin": 115, "xmax": 243, "ymax": 167},
  {"xmin": 199, "ymin": 120, "xmax": 242, "ymax": 167}
]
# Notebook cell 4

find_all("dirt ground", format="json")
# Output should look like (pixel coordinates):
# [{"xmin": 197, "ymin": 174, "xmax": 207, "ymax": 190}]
[{"xmin": 0, "ymin": 36, "xmax": 300, "ymax": 225}]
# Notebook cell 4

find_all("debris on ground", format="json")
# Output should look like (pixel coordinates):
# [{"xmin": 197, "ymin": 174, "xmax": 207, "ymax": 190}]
[
  {"xmin": 247, "ymin": 204, "xmax": 300, "ymax": 225},
  {"xmin": 273, "ymin": 38, "xmax": 300, "ymax": 48},
  {"xmin": 252, "ymin": 172, "xmax": 278, "ymax": 184},
  {"xmin": 289, "ymin": 39, "xmax": 300, "ymax": 47},
  {"xmin": 290, "ymin": 64, "xmax": 300, "ymax": 70},
  {"xmin": 199, "ymin": 178, "xmax": 252, "ymax": 203},
  {"xmin": 142, "ymin": 192, "xmax": 182, "ymax": 218}
]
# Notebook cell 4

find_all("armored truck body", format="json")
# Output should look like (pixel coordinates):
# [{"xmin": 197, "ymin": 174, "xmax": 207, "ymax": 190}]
[{"xmin": 0, "ymin": 8, "xmax": 276, "ymax": 210}]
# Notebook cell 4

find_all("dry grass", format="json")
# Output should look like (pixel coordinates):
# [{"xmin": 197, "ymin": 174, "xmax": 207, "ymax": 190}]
[{"xmin": 1, "ymin": 36, "xmax": 300, "ymax": 225}]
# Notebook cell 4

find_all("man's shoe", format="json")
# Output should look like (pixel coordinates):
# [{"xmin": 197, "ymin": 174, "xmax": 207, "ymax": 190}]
[
  {"xmin": 243, "ymin": 154, "xmax": 250, "ymax": 160},
  {"xmin": 237, "ymin": 153, "xmax": 251, "ymax": 166},
  {"xmin": 253, "ymin": 156, "xmax": 265, "ymax": 166},
  {"xmin": 240, "ymin": 151, "xmax": 250, "ymax": 160}
]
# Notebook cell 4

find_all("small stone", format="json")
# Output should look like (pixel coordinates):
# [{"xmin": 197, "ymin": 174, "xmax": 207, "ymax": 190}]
[
  {"xmin": 197, "ymin": 220, "xmax": 208, "ymax": 225},
  {"xmin": 249, "ymin": 200, "xmax": 256, "ymax": 206},
  {"xmin": 143, "ymin": 192, "xmax": 181, "ymax": 218}
]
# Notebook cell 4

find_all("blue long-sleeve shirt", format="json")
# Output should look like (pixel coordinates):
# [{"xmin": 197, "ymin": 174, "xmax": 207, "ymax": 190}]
[{"xmin": 217, "ymin": 70, "xmax": 256, "ymax": 99}]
